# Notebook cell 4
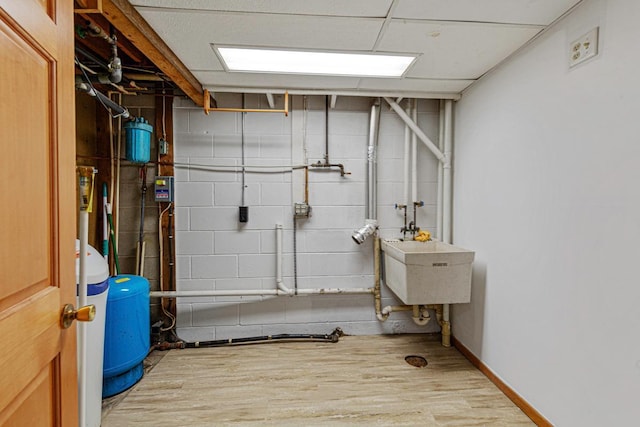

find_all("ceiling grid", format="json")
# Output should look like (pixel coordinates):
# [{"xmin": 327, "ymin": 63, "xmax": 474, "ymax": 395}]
[{"xmin": 130, "ymin": 0, "xmax": 582, "ymax": 98}]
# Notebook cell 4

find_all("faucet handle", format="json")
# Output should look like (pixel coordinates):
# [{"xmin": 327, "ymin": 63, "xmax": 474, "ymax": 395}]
[
  {"xmin": 414, "ymin": 201, "xmax": 424, "ymax": 207},
  {"xmin": 395, "ymin": 203, "xmax": 406, "ymax": 210}
]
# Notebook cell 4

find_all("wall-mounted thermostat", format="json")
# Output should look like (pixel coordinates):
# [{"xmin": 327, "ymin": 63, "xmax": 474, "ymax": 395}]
[{"xmin": 154, "ymin": 176, "xmax": 174, "ymax": 202}]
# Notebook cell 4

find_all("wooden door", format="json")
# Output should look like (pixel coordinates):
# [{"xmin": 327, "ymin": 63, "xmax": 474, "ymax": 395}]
[{"xmin": 0, "ymin": 0, "xmax": 78, "ymax": 426}]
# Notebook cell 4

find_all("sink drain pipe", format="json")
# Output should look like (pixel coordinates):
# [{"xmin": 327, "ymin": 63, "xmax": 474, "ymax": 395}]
[{"xmin": 373, "ymin": 237, "xmax": 431, "ymax": 326}]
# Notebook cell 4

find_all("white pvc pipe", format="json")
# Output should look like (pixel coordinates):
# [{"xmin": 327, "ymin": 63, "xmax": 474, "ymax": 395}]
[
  {"xmin": 115, "ymin": 111, "xmax": 122, "ymax": 254},
  {"xmin": 206, "ymin": 87, "xmax": 462, "ymax": 100},
  {"xmin": 436, "ymin": 100, "xmax": 445, "ymax": 241},
  {"xmin": 139, "ymin": 241, "xmax": 146, "ymax": 277},
  {"xmin": 276, "ymin": 223, "xmax": 282, "ymax": 284},
  {"xmin": 152, "ymin": 289, "xmax": 281, "ymax": 298},
  {"xmin": 150, "ymin": 223, "xmax": 377, "ymax": 299},
  {"xmin": 366, "ymin": 101, "xmax": 381, "ymax": 220},
  {"xmin": 442, "ymin": 99, "xmax": 454, "ymax": 347},
  {"xmin": 79, "ymin": 212, "xmax": 89, "ymax": 307},
  {"xmin": 102, "ymin": 189, "xmax": 108, "ymax": 261},
  {"xmin": 149, "ymin": 288, "xmax": 374, "ymax": 298},
  {"xmin": 383, "ymin": 98, "xmax": 445, "ymax": 163},
  {"xmin": 78, "ymin": 210, "xmax": 89, "ymax": 427},
  {"xmin": 403, "ymin": 108, "xmax": 411, "ymax": 207},
  {"xmin": 411, "ymin": 99, "xmax": 418, "ymax": 204},
  {"xmin": 276, "ymin": 223, "xmax": 290, "ymax": 293},
  {"xmin": 443, "ymin": 100, "xmax": 453, "ymax": 244},
  {"xmin": 384, "ymin": 97, "xmax": 455, "ymax": 345}
]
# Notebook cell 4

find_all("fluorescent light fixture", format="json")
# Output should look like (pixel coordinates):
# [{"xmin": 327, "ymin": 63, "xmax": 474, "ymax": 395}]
[{"xmin": 217, "ymin": 47, "xmax": 416, "ymax": 78}]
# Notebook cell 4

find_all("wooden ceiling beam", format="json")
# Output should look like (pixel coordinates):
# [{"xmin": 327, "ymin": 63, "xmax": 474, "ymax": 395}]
[
  {"xmin": 75, "ymin": 0, "xmax": 103, "ymax": 13},
  {"xmin": 100, "ymin": 0, "xmax": 203, "ymax": 106}
]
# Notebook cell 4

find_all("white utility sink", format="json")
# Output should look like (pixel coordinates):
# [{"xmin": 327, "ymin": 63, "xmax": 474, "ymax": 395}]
[{"xmin": 381, "ymin": 239, "xmax": 475, "ymax": 305}]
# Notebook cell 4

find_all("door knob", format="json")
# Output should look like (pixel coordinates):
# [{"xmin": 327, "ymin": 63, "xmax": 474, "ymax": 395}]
[{"xmin": 60, "ymin": 303, "xmax": 96, "ymax": 329}]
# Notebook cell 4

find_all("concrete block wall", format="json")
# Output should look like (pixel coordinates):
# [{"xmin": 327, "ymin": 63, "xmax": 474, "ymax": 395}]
[{"xmin": 174, "ymin": 94, "xmax": 441, "ymax": 341}]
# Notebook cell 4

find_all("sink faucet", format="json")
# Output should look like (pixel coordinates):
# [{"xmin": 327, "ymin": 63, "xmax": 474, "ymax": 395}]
[
  {"xmin": 410, "ymin": 201, "xmax": 424, "ymax": 239},
  {"xmin": 406, "ymin": 220, "xmax": 419, "ymax": 239},
  {"xmin": 397, "ymin": 201, "xmax": 425, "ymax": 240},
  {"xmin": 396, "ymin": 204, "xmax": 409, "ymax": 240}
]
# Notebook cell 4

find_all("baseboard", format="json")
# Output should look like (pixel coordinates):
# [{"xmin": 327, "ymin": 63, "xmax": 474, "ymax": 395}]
[{"xmin": 451, "ymin": 336, "xmax": 552, "ymax": 427}]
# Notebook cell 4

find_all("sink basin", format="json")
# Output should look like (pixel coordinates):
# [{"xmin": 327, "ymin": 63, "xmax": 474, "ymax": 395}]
[{"xmin": 380, "ymin": 239, "xmax": 475, "ymax": 305}]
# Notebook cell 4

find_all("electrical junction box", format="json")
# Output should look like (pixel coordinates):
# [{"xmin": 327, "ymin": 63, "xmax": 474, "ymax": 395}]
[
  {"xmin": 154, "ymin": 176, "xmax": 174, "ymax": 202},
  {"xmin": 569, "ymin": 27, "xmax": 599, "ymax": 68},
  {"xmin": 294, "ymin": 202, "xmax": 310, "ymax": 218}
]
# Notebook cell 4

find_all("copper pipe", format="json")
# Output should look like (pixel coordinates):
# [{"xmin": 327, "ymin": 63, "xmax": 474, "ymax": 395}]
[{"xmin": 308, "ymin": 161, "xmax": 350, "ymax": 177}]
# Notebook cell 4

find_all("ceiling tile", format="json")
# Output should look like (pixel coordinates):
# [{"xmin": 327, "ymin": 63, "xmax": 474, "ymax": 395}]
[
  {"xmin": 132, "ymin": 0, "xmax": 393, "ymax": 17},
  {"xmin": 137, "ymin": 9, "xmax": 384, "ymax": 70},
  {"xmin": 378, "ymin": 20, "xmax": 542, "ymax": 79},
  {"xmin": 393, "ymin": 0, "xmax": 581, "ymax": 25}
]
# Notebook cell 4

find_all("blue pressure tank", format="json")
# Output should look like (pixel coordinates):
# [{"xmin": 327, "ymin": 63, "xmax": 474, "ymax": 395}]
[
  {"xmin": 102, "ymin": 275, "xmax": 150, "ymax": 398},
  {"xmin": 124, "ymin": 117, "xmax": 153, "ymax": 163}
]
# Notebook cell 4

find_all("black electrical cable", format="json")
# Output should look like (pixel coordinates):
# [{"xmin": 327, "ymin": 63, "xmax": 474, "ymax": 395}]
[
  {"xmin": 325, "ymin": 95, "xmax": 330, "ymax": 165},
  {"xmin": 181, "ymin": 328, "xmax": 343, "ymax": 349},
  {"xmin": 293, "ymin": 214, "xmax": 298, "ymax": 295},
  {"xmin": 138, "ymin": 165, "xmax": 147, "ymax": 245}
]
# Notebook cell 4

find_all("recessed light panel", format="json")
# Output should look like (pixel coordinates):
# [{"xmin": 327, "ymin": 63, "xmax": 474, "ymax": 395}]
[{"xmin": 217, "ymin": 47, "xmax": 416, "ymax": 78}]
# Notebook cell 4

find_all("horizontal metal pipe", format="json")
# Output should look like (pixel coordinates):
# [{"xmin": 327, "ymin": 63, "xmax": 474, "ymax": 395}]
[
  {"xmin": 204, "ymin": 87, "xmax": 462, "ymax": 100},
  {"xmin": 296, "ymin": 288, "xmax": 374, "ymax": 295},
  {"xmin": 149, "ymin": 288, "xmax": 374, "ymax": 298},
  {"xmin": 381, "ymin": 305, "xmax": 412, "ymax": 315},
  {"xmin": 86, "ymin": 21, "xmax": 116, "ymax": 45}
]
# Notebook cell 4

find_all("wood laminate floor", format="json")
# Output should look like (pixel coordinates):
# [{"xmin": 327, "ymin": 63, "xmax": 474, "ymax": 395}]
[{"xmin": 101, "ymin": 334, "xmax": 534, "ymax": 426}]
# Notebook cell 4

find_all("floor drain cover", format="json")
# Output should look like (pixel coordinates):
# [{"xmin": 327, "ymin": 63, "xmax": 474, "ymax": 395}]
[{"xmin": 405, "ymin": 355, "xmax": 428, "ymax": 368}]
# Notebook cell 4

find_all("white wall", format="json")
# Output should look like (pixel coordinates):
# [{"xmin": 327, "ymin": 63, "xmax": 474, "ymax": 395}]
[
  {"xmin": 453, "ymin": 0, "xmax": 640, "ymax": 425},
  {"xmin": 173, "ymin": 94, "xmax": 442, "ymax": 341}
]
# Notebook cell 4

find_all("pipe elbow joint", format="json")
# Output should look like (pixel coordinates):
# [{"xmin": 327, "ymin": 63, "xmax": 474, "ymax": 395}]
[
  {"xmin": 412, "ymin": 315, "xmax": 431, "ymax": 326},
  {"xmin": 412, "ymin": 305, "xmax": 431, "ymax": 326},
  {"xmin": 376, "ymin": 312, "xmax": 389, "ymax": 322},
  {"xmin": 442, "ymin": 153, "xmax": 452, "ymax": 170}
]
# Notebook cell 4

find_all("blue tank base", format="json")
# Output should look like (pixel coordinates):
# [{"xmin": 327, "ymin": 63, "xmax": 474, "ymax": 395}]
[{"xmin": 102, "ymin": 362, "xmax": 144, "ymax": 398}]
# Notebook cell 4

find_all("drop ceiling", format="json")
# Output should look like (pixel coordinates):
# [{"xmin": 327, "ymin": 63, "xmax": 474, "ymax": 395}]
[{"xmin": 130, "ymin": 0, "xmax": 582, "ymax": 99}]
